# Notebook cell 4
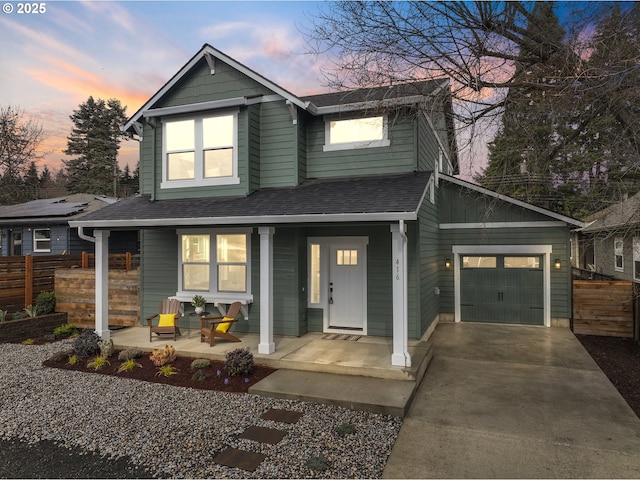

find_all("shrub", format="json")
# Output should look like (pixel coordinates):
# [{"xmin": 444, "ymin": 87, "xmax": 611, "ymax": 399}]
[
  {"xmin": 87, "ymin": 356, "xmax": 110, "ymax": 371},
  {"xmin": 191, "ymin": 358, "xmax": 211, "ymax": 370},
  {"xmin": 117, "ymin": 359, "xmax": 142, "ymax": 373},
  {"xmin": 23, "ymin": 305, "xmax": 38, "ymax": 318},
  {"xmin": 12, "ymin": 311, "xmax": 27, "ymax": 320},
  {"xmin": 54, "ymin": 323, "xmax": 78, "ymax": 338},
  {"xmin": 155, "ymin": 365, "xmax": 178, "ymax": 377},
  {"xmin": 334, "ymin": 423, "xmax": 356, "ymax": 437},
  {"xmin": 35, "ymin": 291, "xmax": 55, "ymax": 315},
  {"xmin": 98, "ymin": 338, "xmax": 114, "ymax": 358},
  {"xmin": 305, "ymin": 455, "xmax": 330, "ymax": 472},
  {"xmin": 21, "ymin": 338, "xmax": 34, "ymax": 345},
  {"xmin": 149, "ymin": 345, "xmax": 176, "ymax": 367},
  {"xmin": 224, "ymin": 347, "xmax": 254, "ymax": 377},
  {"xmin": 118, "ymin": 348, "xmax": 143, "ymax": 361},
  {"xmin": 67, "ymin": 354, "xmax": 80, "ymax": 366},
  {"xmin": 72, "ymin": 330, "xmax": 100, "ymax": 357},
  {"xmin": 0, "ymin": 310, "xmax": 7, "ymax": 322},
  {"xmin": 191, "ymin": 369, "xmax": 208, "ymax": 382}
]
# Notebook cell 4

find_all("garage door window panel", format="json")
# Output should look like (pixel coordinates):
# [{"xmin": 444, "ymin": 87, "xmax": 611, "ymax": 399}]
[
  {"xmin": 504, "ymin": 256, "xmax": 541, "ymax": 269},
  {"xmin": 462, "ymin": 256, "xmax": 497, "ymax": 268}
]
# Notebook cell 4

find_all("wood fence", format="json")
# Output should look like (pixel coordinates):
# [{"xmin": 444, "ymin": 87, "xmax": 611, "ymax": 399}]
[
  {"xmin": 56, "ymin": 268, "xmax": 140, "ymax": 327},
  {"xmin": 0, "ymin": 253, "xmax": 139, "ymax": 313},
  {"xmin": 572, "ymin": 280, "xmax": 634, "ymax": 338}
]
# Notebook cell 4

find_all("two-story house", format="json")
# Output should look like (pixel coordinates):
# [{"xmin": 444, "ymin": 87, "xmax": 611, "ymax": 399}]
[{"xmin": 71, "ymin": 44, "xmax": 584, "ymax": 368}]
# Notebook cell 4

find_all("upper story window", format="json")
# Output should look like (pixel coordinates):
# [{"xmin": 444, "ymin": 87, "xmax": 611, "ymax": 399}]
[
  {"xmin": 323, "ymin": 116, "xmax": 390, "ymax": 152},
  {"xmin": 33, "ymin": 228, "xmax": 51, "ymax": 253},
  {"xmin": 614, "ymin": 237, "xmax": 624, "ymax": 272},
  {"xmin": 162, "ymin": 110, "xmax": 239, "ymax": 189}
]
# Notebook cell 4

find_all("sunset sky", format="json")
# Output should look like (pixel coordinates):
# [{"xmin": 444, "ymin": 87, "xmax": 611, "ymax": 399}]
[{"xmin": 1, "ymin": 1, "xmax": 334, "ymax": 174}]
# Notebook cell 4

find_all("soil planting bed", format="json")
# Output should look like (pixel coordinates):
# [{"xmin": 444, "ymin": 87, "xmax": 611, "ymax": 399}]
[
  {"xmin": 577, "ymin": 334, "xmax": 640, "ymax": 418},
  {"xmin": 42, "ymin": 347, "xmax": 276, "ymax": 394}
]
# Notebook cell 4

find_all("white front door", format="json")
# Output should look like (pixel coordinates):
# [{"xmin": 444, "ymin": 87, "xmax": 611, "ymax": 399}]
[{"xmin": 328, "ymin": 244, "xmax": 366, "ymax": 330}]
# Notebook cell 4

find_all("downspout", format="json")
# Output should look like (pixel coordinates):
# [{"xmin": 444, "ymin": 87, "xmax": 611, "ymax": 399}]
[
  {"xmin": 150, "ymin": 119, "xmax": 157, "ymax": 201},
  {"xmin": 77, "ymin": 226, "xmax": 95, "ymax": 243}
]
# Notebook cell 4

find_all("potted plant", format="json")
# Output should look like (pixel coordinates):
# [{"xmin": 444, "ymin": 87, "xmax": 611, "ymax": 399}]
[{"xmin": 191, "ymin": 295, "xmax": 206, "ymax": 315}]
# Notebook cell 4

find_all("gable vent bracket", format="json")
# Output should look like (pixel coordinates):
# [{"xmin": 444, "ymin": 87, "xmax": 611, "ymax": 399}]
[
  {"xmin": 286, "ymin": 100, "xmax": 298, "ymax": 125},
  {"xmin": 204, "ymin": 52, "xmax": 215, "ymax": 75}
]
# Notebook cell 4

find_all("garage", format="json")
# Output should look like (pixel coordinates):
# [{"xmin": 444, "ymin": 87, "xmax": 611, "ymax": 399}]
[{"xmin": 460, "ymin": 255, "xmax": 544, "ymax": 325}]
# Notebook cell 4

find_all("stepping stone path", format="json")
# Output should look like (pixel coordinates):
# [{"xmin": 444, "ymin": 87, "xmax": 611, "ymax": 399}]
[{"xmin": 213, "ymin": 408, "xmax": 304, "ymax": 472}]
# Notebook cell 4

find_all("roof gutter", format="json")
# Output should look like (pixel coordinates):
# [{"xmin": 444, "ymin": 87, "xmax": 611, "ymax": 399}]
[{"xmin": 76, "ymin": 226, "xmax": 95, "ymax": 243}]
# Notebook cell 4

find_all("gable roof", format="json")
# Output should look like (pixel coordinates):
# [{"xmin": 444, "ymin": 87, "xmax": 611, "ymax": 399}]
[
  {"xmin": 580, "ymin": 191, "xmax": 640, "ymax": 233},
  {"xmin": 70, "ymin": 172, "xmax": 431, "ymax": 228},
  {"xmin": 0, "ymin": 194, "xmax": 117, "ymax": 226},
  {"xmin": 124, "ymin": 44, "xmax": 454, "ymax": 134},
  {"xmin": 441, "ymin": 174, "xmax": 586, "ymax": 227}
]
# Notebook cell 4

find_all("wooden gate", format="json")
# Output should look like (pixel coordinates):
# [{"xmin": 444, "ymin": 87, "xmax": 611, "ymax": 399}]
[{"xmin": 572, "ymin": 280, "xmax": 634, "ymax": 337}]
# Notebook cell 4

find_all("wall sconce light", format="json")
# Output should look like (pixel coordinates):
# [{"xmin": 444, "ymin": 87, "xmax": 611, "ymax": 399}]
[
  {"xmin": 445, "ymin": 258, "xmax": 452, "ymax": 270},
  {"xmin": 554, "ymin": 258, "xmax": 561, "ymax": 269}
]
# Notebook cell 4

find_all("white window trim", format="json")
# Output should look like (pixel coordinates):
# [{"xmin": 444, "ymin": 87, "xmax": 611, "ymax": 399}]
[
  {"xmin": 322, "ymin": 115, "xmax": 390, "ymax": 152},
  {"xmin": 33, "ymin": 228, "xmax": 51, "ymax": 253},
  {"xmin": 633, "ymin": 237, "xmax": 640, "ymax": 282},
  {"xmin": 161, "ymin": 110, "xmax": 240, "ymax": 189},
  {"xmin": 176, "ymin": 228, "xmax": 253, "ymax": 303},
  {"xmin": 614, "ymin": 237, "xmax": 624, "ymax": 272}
]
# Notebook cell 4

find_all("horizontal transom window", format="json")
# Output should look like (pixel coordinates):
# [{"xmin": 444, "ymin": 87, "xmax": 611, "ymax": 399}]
[
  {"xmin": 462, "ymin": 256, "xmax": 497, "ymax": 268},
  {"xmin": 323, "ymin": 116, "xmax": 390, "ymax": 151}
]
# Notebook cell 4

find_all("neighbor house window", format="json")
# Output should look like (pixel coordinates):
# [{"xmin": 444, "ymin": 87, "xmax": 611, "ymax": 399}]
[
  {"xmin": 323, "ymin": 116, "xmax": 390, "ymax": 151},
  {"xmin": 33, "ymin": 228, "xmax": 51, "ymax": 252},
  {"xmin": 633, "ymin": 237, "xmax": 640, "ymax": 281},
  {"xmin": 162, "ymin": 111, "xmax": 238, "ymax": 188},
  {"xmin": 615, "ymin": 237, "xmax": 624, "ymax": 272},
  {"xmin": 178, "ymin": 230, "xmax": 250, "ymax": 296}
]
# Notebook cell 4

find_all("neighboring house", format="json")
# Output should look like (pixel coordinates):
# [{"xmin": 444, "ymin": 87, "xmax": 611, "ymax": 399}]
[
  {"xmin": 70, "ymin": 44, "xmax": 584, "ymax": 367},
  {"xmin": 0, "ymin": 194, "xmax": 138, "ymax": 256},
  {"xmin": 575, "ymin": 192, "xmax": 640, "ymax": 281}
]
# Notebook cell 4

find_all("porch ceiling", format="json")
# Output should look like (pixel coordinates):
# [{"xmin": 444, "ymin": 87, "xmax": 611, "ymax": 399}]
[{"xmin": 70, "ymin": 172, "xmax": 431, "ymax": 228}]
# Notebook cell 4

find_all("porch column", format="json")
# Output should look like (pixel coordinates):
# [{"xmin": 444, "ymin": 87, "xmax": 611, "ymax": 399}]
[
  {"xmin": 258, "ymin": 227, "xmax": 275, "ymax": 354},
  {"xmin": 391, "ymin": 222, "xmax": 411, "ymax": 367},
  {"xmin": 94, "ymin": 229, "xmax": 110, "ymax": 339}
]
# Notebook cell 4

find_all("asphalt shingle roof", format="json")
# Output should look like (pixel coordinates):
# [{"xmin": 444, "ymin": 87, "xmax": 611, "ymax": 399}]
[
  {"xmin": 302, "ymin": 80, "xmax": 446, "ymax": 107},
  {"xmin": 581, "ymin": 191, "xmax": 640, "ymax": 233},
  {"xmin": 73, "ymin": 172, "xmax": 431, "ymax": 226}
]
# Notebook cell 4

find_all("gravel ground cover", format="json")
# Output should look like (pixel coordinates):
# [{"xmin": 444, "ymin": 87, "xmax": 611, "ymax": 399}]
[{"xmin": 0, "ymin": 341, "xmax": 402, "ymax": 479}]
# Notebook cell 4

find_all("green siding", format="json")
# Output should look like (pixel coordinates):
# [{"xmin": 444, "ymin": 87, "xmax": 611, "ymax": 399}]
[
  {"xmin": 139, "ymin": 229, "xmax": 178, "ymax": 323},
  {"xmin": 307, "ymin": 308, "xmax": 323, "ymax": 331},
  {"xmin": 260, "ymin": 102, "xmax": 298, "ymax": 188},
  {"xmin": 306, "ymin": 116, "xmax": 417, "ymax": 178},
  {"xmin": 418, "ymin": 194, "xmax": 440, "ymax": 336},
  {"xmin": 417, "ymin": 114, "xmax": 440, "ymax": 172},
  {"xmin": 248, "ymin": 104, "xmax": 261, "ymax": 194},
  {"xmin": 156, "ymin": 59, "xmax": 273, "ymax": 108},
  {"xmin": 440, "ymin": 184, "xmax": 557, "ymax": 223},
  {"xmin": 272, "ymin": 228, "xmax": 303, "ymax": 336}
]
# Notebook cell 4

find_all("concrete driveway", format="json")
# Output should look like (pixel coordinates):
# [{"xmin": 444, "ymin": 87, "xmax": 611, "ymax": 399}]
[{"xmin": 383, "ymin": 323, "xmax": 640, "ymax": 478}]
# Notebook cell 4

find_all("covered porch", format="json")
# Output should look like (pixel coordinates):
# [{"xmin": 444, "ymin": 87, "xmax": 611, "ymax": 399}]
[{"xmin": 109, "ymin": 327, "xmax": 432, "ymax": 382}]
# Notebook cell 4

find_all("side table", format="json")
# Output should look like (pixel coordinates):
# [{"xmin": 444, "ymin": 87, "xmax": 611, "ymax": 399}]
[{"xmin": 187, "ymin": 311, "xmax": 209, "ymax": 338}]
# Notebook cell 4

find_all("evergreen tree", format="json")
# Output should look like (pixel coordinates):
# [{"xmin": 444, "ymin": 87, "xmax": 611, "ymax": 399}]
[
  {"xmin": 23, "ymin": 161, "xmax": 40, "ymax": 201},
  {"xmin": 63, "ymin": 97, "xmax": 129, "ymax": 196}
]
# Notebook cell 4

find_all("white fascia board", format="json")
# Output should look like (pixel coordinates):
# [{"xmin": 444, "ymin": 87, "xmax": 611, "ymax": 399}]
[
  {"xmin": 143, "ymin": 98, "xmax": 248, "ymax": 118},
  {"xmin": 441, "ymin": 174, "xmax": 587, "ymax": 228},
  {"xmin": 315, "ymin": 95, "xmax": 427, "ymax": 115},
  {"xmin": 69, "ymin": 211, "xmax": 418, "ymax": 229},
  {"xmin": 440, "ymin": 221, "xmax": 567, "ymax": 229},
  {"xmin": 123, "ymin": 44, "xmax": 309, "ymax": 132}
]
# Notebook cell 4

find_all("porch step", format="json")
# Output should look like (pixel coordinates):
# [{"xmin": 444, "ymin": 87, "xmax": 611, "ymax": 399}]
[{"xmin": 249, "ymin": 341, "xmax": 433, "ymax": 418}]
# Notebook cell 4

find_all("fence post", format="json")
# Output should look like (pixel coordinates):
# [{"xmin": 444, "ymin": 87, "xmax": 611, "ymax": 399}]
[
  {"xmin": 24, "ymin": 255, "xmax": 33, "ymax": 307},
  {"xmin": 82, "ymin": 252, "xmax": 89, "ymax": 269},
  {"xmin": 126, "ymin": 252, "xmax": 132, "ymax": 271}
]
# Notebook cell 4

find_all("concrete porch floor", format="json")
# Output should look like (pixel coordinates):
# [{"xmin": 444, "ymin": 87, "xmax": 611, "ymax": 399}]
[{"xmin": 110, "ymin": 326, "xmax": 431, "ymax": 382}]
